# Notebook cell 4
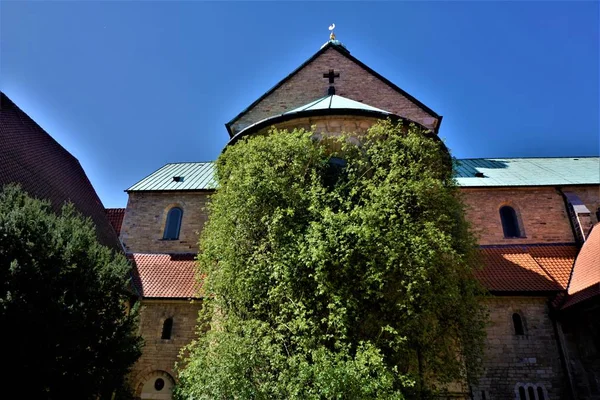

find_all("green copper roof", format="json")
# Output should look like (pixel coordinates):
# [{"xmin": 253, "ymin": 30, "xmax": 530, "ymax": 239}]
[
  {"xmin": 126, "ymin": 162, "xmax": 216, "ymax": 192},
  {"xmin": 284, "ymin": 94, "xmax": 391, "ymax": 115},
  {"xmin": 127, "ymin": 157, "xmax": 599, "ymax": 192},
  {"xmin": 455, "ymin": 157, "xmax": 600, "ymax": 187}
]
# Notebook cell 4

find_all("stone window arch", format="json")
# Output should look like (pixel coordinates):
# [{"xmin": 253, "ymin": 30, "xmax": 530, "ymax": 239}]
[
  {"xmin": 137, "ymin": 370, "xmax": 175, "ymax": 400},
  {"xmin": 163, "ymin": 207, "xmax": 183, "ymax": 240},
  {"xmin": 515, "ymin": 382, "xmax": 548, "ymax": 400},
  {"xmin": 499, "ymin": 204, "xmax": 524, "ymax": 238}
]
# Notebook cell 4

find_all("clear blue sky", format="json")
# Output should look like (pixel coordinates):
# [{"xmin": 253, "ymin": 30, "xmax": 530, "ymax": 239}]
[{"xmin": 2, "ymin": 2, "xmax": 598, "ymax": 208}]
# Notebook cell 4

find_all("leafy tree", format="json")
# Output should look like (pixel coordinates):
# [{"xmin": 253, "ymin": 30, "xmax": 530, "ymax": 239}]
[
  {"xmin": 177, "ymin": 121, "xmax": 487, "ymax": 399},
  {"xmin": 0, "ymin": 185, "xmax": 142, "ymax": 399}
]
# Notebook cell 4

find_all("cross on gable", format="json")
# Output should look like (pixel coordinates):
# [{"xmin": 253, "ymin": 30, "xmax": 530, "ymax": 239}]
[{"xmin": 323, "ymin": 69, "xmax": 340, "ymax": 83}]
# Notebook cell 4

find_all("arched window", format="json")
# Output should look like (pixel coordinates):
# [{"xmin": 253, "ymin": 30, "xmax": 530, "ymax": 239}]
[
  {"xmin": 512, "ymin": 313, "xmax": 525, "ymax": 335},
  {"xmin": 518, "ymin": 386, "xmax": 526, "ymax": 400},
  {"xmin": 161, "ymin": 317, "xmax": 173, "ymax": 340},
  {"xmin": 163, "ymin": 207, "xmax": 183, "ymax": 240},
  {"xmin": 537, "ymin": 387, "xmax": 546, "ymax": 400},
  {"xmin": 500, "ymin": 206, "xmax": 521, "ymax": 238},
  {"xmin": 528, "ymin": 387, "xmax": 535, "ymax": 399}
]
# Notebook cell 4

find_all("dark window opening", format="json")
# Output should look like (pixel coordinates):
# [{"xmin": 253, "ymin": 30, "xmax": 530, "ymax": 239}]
[
  {"xmin": 596, "ymin": 207, "xmax": 600, "ymax": 222},
  {"xmin": 537, "ymin": 387, "xmax": 545, "ymax": 400},
  {"xmin": 518, "ymin": 386, "xmax": 526, "ymax": 400},
  {"xmin": 163, "ymin": 207, "xmax": 183, "ymax": 240},
  {"xmin": 323, "ymin": 157, "xmax": 347, "ymax": 188},
  {"xmin": 500, "ymin": 206, "xmax": 521, "ymax": 238},
  {"xmin": 161, "ymin": 317, "xmax": 173, "ymax": 340},
  {"xmin": 481, "ymin": 390, "xmax": 487, "ymax": 400},
  {"xmin": 528, "ymin": 387, "xmax": 535, "ymax": 399},
  {"xmin": 513, "ymin": 313, "xmax": 525, "ymax": 335},
  {"xmin": 154, "ymin": 378, "xmax": 165, "ymax": 391}
]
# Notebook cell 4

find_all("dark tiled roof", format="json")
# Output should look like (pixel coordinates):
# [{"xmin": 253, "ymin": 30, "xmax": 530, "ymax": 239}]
[
  {"xmin": 106, "ymin": 208, "xmax": 125, "ymax": 236},
  {"xmin": 0, "ymin": 92, "xmax": 120, "ymax": 248},
  {"xmin": 563, "ymin": 224, "xmax": 600, "ymax": 308},
  {"xmin": 129, "ymin": 253, "xmax": 200, "ymax": 299},
  {"xmin": 476, "ymin": 245, "xmax": 577, "ymax": 292}
]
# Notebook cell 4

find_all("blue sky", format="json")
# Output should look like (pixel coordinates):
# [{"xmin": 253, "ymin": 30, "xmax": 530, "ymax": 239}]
[{"xmin": 2, "ymin": 2, "xmax": 598, "ymax": 208}]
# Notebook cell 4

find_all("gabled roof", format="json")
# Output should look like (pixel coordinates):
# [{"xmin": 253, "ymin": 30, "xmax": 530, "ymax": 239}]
[
  {"xmin": 284, "ymin": 94, "xmax": 391, "ymax": 115},
  {"xmin": 126, "ymin": 162, "xmax": 216, "ymax": 192},
  {"xmin": 456, "ymin": 157, "xmax": 600, "ymax": 187},
  {"xmin": 562, "ymin": 224, "xmax": 600, "ymax": 308},
  {"xmin": 129, "ymin": 253, "xmax": 200, "ymax": 299},
  {"xmin": 476, "ymin": 244, "xmax": 577, "ymax": 292},
  {"xmin": 0, "ymin": 92, "xmax": 120, "ymax": 249},
  {"xmin": 106, "ymin": 208, "xmax": 125, "ymax": 236},
  {"xmin": 225, "ymin": 41, "xmax": 441, "ymax": 137}
]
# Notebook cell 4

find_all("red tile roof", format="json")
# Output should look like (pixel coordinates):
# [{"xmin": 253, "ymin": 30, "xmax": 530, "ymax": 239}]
[
  {"xmin": 129, "ymin": 253, "xmax": 200, "ymax": 299},
  {"xmin": 563, "ymin": 224, "xmax": 600, "ymax": 308},
  {"xmin": 106, "ymin": 208, "xmax": 125, "ymax": 236},
  {"xmin": 0, "ymin": 92, "xmax": 120, "ymax": 248},
  {"xmin": 476, "ymin": 245, "xmax": 577, "ymax": 292}
]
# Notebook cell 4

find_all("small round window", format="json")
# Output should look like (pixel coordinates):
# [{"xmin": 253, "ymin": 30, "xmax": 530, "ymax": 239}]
[{"xmin": 154, "ymin": 378, "xmax": 165, "ymax": 391}]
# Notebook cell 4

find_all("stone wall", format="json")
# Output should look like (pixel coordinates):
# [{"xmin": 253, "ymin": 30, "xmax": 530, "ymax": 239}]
[
  {"xmin": 255, "ymin": 115, "xmax": 381, "ymax": 140},
  {"xmin": 560, "ymin": 301, "xmax": 600, "ymax": 400},
  {"xmin": 473, "ymin": 296, "xmax": 567, "ymax": 400},
  {"xmin": 130, "ymin": 299, "xmax": 203, "ymax": 397},
  {"xmin": 461, "ymin": 187, "xmax": 575, "ymax": 245},
  {"xmin": 121, "ymin": 191, "xmax": 211, "ymax": 254},
  {"xmin": 230, "ymin": 46, "xmax": 439, "ymax": 135}
]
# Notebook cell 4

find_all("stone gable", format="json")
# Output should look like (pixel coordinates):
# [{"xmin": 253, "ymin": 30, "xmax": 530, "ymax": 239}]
[{"xmin": 228, "ymin": 45, "xmax": 440, "ymax": 135}]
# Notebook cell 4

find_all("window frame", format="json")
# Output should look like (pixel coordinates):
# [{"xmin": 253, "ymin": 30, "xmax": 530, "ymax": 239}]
[{"xmin": 163, "ymin": 207, "xmax": 183, "ymax": 240}]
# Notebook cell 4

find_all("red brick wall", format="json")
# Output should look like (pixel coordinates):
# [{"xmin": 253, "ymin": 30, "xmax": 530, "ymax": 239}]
[
  {"xmin": 461, "ymin": 187, "xmax": 575, "ymax": 245},
  {"xmin": 230, "ymin": 47, "xmax": 438, "ymax": 135}
]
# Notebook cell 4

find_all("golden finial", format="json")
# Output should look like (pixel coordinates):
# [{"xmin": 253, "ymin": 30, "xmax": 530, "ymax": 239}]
[{"xmin": 328, "ymin": 23, "xmax": 336, "ymax": 41}]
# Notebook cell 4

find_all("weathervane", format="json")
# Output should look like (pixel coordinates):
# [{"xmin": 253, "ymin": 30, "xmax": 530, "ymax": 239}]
[{"xmin": 329, "ymin": 23, "xmax": 336, "ymax": 41}]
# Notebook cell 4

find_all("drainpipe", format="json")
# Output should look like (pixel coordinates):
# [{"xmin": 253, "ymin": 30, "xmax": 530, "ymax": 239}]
[{"xmin": 549, "ymin": 300, "xmax": 578, "ymax": 400}]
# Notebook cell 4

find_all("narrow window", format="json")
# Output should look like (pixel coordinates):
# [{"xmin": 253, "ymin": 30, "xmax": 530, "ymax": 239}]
[
  {"xmin": 513, "ymin": 313, "xmax": 525, "ymax": 335},
  {"xmin": 481, "ymin": 390, "xmax": 487, "ymax": 400},
  {"xmin": 537, "ymin": 387, "xmax": 545, "ymax": 400},
  {"xmin": 500, "ymin": 206, "xmax": 521, "ymax": 238},
  {"xmin": 163, "ymin": 207, "xmax": 183, "ymax": 240},
  {"xmin": 161, "ymin": 317, "xmax": 173, "ymax": 339},
  {"xmin": 518, "ymin": 386, "xmax": 526, "ymax": 400},
  {"xmin": 528, "ymin": 387, "xmax": 535, "ymax": 399}
]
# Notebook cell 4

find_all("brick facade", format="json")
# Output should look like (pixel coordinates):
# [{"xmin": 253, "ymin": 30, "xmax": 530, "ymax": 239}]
[
  {"xmin": 473, "ymin": 297, "xmax": 567, "ymax": 400},
  {"xmin": 121, "ymin": 191, "xmax": 211, "ymax": 254},
  {"xmin": 130, "ymin": 299, "xmax": 203, "ymax": 398},
  {"xmin": 230, "ymin": 46, "xmax": 438, "ymax": 135},
  {"xmin": 461, "ymin": 187, "xmax": 575, "ymax": 245}
]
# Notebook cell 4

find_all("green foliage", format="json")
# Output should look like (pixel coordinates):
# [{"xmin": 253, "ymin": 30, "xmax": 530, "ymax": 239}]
[
  {"xmin": 177, "ymin": 121, "xmax": 487, "ymax": 399},
  {"xmin": 0, "ymin": 185, "xmax": 142, "ymax": 399}
]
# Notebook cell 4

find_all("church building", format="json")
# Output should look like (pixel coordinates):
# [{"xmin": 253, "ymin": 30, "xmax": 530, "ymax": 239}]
[{"xmin": 110, "ymin": 33, "xmax": 600, "ymax": 399}]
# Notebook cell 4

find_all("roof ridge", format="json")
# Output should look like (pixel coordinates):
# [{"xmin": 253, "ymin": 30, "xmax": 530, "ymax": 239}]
[{"xmin": 224, "ymin": 42, "xmax": 440, "ymax": 137}]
